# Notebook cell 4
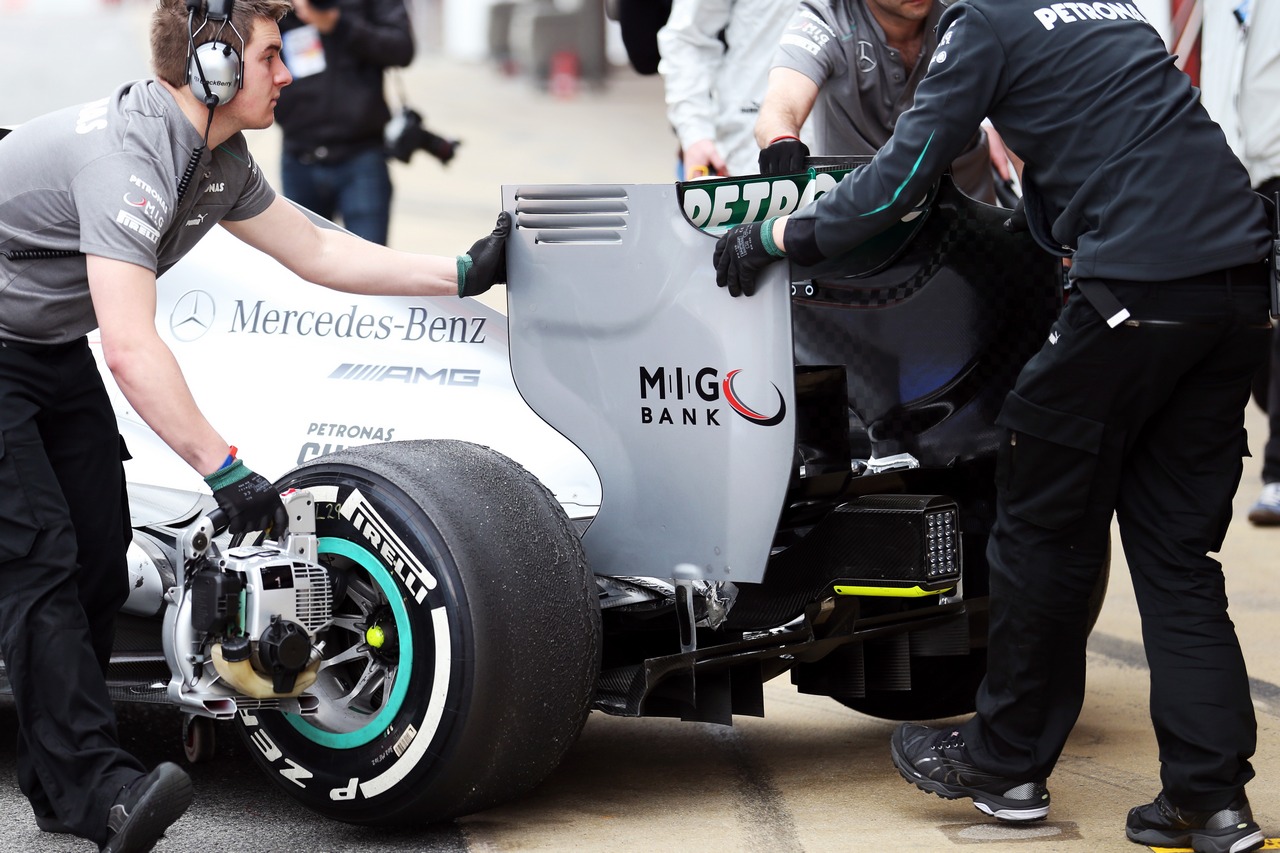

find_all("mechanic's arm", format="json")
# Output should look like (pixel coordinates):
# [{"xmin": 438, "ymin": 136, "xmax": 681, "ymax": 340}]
[
  {"xmin": 87, "ymin": 255, "xmax": 231, "ymax": 475},
  {"xmin": 985, "ymin": 122, "xmax": 1019, "ymax": 182},
  {"xmin": 657, "ymin": 0, "xmax": 732, "ymax": 176},
  {"xmin": 222, "ymin": 195, "xmax": 507, "ymax": 298},
  {"xmin": 780, "ymin": 7, "xmax": 1004, "ymax": 261},
  {"xmin": 716, "ymin": 5, "xmax": 1005, "ymax": 292},
  {"xmin": 755, "ymin": 67, "xmax": 818, "ymax": 175},
  {"xmin": 89, "ymin": 253, "xmax": 319, "ymax": 534}
]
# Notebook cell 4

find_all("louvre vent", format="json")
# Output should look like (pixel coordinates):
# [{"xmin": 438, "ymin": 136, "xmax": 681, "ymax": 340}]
[{"xmin": 514, "ymin": 185, "xmax": 629, "ymax": 244}]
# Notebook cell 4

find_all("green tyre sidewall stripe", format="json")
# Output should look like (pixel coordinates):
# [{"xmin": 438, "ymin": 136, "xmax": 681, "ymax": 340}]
[{"xmin": 283, "ymin": 537, "xmax": 414, "ymax": 749}]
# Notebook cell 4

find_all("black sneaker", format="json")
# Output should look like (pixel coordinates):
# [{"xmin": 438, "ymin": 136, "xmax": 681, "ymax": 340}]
[
  {"xmin": 890, "ymin": 722, "xmax": 1050, "ymax": 822},
  {"xmin": 1125, "ymin": 792, "xmax": 1264, "ymax": 853},
  {"xmin": 101, "ymin": 762, "xmax": 193, "ymax": 853}
]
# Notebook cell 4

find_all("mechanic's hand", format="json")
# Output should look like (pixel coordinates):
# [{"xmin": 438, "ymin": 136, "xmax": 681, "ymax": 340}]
[
  {"xmin": 1003, "ymin": 197, "xmax": 1028, "ymax": 233},
  {"xmin": 682, "ymin": 138, "xmax": 727, "ymax": 179},
  {"xmin": 713, "ymin": 218, "xmax": 785, "ymax": 297},
  {"xmin": 292, "ymin": 0, "xmax": 340, "ymax": 34},
  {"xmin": 204, "ymin": 459, "xmax": 289, "ymax": 536},
  {"xmin": 457, "ymin": 211, "xmax": 511, "ymax": 297},
  {"xmin": 758, "ymin": 135, "xmax": 810, "ymax": 176}
]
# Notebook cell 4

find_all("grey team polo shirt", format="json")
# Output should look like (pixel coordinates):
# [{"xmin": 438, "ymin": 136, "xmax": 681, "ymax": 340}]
[
  {"xmin": 0, "ymin": 79, "xmax": 275, "ymax": 345},
  {"xmin": 773, "ymin": 0, "xmax": 994, "ymax": 201}
]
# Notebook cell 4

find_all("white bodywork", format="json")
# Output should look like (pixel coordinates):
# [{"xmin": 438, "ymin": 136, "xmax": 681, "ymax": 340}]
[{"xmin": 95, "ymin": 225, "xmax": 603, "ymax": 521}]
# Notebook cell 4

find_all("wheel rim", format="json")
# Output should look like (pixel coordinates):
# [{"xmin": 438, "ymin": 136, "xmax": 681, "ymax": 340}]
[{"xmin": 284, "ymin": 537, "xmax": 415, "ymax": 748}]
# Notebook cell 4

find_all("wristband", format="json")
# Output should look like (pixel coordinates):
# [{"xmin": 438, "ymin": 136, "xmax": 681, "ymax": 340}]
[
  {"xmin": 204, "ymin": 458, "xmax": 250, "ymax": 491},
  {"xmin": 219, "ymin": 445, "xmax": 238, "ymax": 471},
  {"xmin": 456, "ymin": 254, "xmax": 473, "ymax": 297},
  {"xmin": 767, "ymin": 135, "xmax": 802, "ymax": 145},
  {"xmin": 759, "ymin": 217, "xmax": 785, "ymax": 258}
]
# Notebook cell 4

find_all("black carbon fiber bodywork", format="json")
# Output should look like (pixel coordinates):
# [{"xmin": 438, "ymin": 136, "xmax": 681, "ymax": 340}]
[{"xmin": 791, "ymin": 173, "xmax": 1062, "ymax": 465}]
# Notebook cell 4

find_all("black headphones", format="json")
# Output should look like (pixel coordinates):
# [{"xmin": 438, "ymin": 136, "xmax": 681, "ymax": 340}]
[{"xmin": 185, "ymin": 0, "xmax": 244, "ymax": 107}]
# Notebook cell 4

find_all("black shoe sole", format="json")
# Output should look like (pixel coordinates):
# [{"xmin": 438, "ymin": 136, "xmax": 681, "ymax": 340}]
[
  {"xmin": 1126, "ymin": 825, "xmax": 1265, "ymax": 853},
  {"xmin": 102, "ymin": 764, "xmax": 193, "ymax": 853},
  {"xmin": 34, "ymin": 814, "xmax": 73, "ymax": 834},
  {"xmin": 889, "ymin": 726, "xmax": 1050, "ymax": 823}
]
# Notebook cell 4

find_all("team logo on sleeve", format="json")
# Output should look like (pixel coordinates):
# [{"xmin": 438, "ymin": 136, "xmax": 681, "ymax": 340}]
[
  {"xmin": 124, "ymin": 193, "xmax": 166, "ymax": 229},
  {"xmin": 931, "ymin": 23, "xmax": 955, "ymax": 66},
  {"xmin": 781, "ymin": 10, "xmax": 835, "ymax": 57},
  {"xmin": 116, "ymin": 210, "xmax": 160, "ymax": 244}
]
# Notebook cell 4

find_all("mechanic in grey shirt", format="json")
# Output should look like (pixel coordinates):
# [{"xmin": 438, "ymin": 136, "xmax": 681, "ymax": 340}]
[
  {"xmin": 755, "ymin": 0, "xmax": 998, "ymax": 203},
  {"xmin": 713, "ymin": 2, "xmax": 1273, "ymax": 850},
  {"xmin": 0, "ymin": 1, "xmax": 507, "ymax": 849}
]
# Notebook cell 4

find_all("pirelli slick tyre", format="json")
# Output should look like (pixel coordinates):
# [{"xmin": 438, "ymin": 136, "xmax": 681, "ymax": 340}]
[{"xmin": 235, "ymin": 439, "xmax": 601, "ymax": 826}]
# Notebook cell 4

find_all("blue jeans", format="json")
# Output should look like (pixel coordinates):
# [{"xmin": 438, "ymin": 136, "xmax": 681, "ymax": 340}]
[{"xmin": 281, "ymin": 146, "xmax": 393, "ymax": 245}]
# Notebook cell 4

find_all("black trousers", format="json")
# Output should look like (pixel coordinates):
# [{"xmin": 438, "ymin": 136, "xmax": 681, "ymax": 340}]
[
  {"xmin": 1249, "ymin": 177, "xmax": 1280, "ymax": 483},
  {"xmin": 0, "ymin": 338, "xmax": 143, "ymax": 844},
  {"xmin": 962, "ymin": 263, "xmax": 1271, "ymax": 811}
]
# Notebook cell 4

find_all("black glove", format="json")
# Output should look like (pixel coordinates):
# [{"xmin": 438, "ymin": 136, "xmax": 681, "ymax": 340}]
[
  {"xmin": 713, "ymin": 218, "xmax": 785, "ymax": 298},
  {"xmin": 758, "ymin": 135, "xmax": 810, "ymax": 176},
  {"xmin": 1003, "ymin": 196, "xmax": 1028, "ymax": 233},
  {"xmin": 457, "ymin": 211, "xmax": 512, "ymax": 297},
  {"xmin": 204, "ymin": 459, "xmax": 288, "ymax": 536}
]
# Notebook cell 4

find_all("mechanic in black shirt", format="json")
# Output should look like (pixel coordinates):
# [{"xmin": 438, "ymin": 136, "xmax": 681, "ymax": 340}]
[{"xmin": 712, "ymin": 2, "xmax": 1272, "ymax": 850}]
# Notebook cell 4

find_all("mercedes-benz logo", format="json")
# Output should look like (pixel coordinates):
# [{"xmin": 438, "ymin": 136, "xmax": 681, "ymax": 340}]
[
  {"xmin": 169, "ymin": 289, "xmax": 216, "ymax": 342},
  {"xmin": 857, "ymin": 41, "xmax": 877, "ymax": 73}
]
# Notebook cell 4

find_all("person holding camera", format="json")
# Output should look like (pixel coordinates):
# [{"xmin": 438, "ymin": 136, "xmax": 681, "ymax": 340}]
[
  {"xmin": 0, "ymin": 1, "xmax": 509, "ymax": 849},
  {"xmin": 275, "ymin": 0, "xmax": 413, "ymax": 245}
]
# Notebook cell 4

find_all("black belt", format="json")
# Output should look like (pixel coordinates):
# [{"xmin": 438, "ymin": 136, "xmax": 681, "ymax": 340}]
[
  {"xmin": 1075, "ymin": 261, "xmax": 1272, "ymax": 328},
  {"xmin": 290, "ymin": 142, "xmax": 379, "ymax": 165},
  {"xmin": 0, "ymin": 338, "xmax": 84, "ymax": 355},
  {"xmin": 1074, "ymin": 278, "xmax": 1130, "ymax": 328}
]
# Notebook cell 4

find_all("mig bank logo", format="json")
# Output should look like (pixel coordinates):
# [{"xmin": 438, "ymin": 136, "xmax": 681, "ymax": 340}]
[
  {"xmin": 722, "ymin": 369, "xmax": 787, "ymax": 426},
  {"xmin": 170, "ymin": 290, "xmax": 216, "ymax": 341},
  {"xmin": 639, "ymin": 365, "xmax": 786, "ymax": 427}
]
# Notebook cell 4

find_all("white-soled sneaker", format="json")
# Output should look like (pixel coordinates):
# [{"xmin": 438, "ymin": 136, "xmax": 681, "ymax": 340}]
[
  {"xmin": 890, "ymin": 723, "xmax": 1050, "ymax": 822},
  {"xmin": 1247, "ymin": 482, "xmax": 1280, "ymax": 526}
]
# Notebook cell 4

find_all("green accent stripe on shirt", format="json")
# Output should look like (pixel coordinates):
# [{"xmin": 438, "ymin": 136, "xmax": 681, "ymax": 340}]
[
  {"xmin": 861, "ymin": 132, "xmax": 935, "ymax": 217},
  {"xmin": 216, "ymin": 144, "xmax": 246, "ymax": 163}
]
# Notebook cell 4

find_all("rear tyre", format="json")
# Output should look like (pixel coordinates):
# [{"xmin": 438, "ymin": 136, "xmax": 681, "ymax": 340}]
[{"xmin": 235, "ymin": 440, "xmax": 601, "ymax": 826}]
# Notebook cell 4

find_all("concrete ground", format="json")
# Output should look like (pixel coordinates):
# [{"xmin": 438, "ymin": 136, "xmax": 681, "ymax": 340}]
[{"xmin": 3, "ymin": 2, "xmax": 1280, "ymax": 852}]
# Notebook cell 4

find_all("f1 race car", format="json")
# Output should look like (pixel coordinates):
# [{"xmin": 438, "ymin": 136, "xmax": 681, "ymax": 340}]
[{"xmin": 4, "ymin": 158, "xmax": 1090, "ymax": 827}]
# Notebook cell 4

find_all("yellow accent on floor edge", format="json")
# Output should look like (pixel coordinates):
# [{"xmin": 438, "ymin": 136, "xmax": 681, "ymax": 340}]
[{"xmin": 832, "ymin": 584, "xmax": 952, "ymax": 598}]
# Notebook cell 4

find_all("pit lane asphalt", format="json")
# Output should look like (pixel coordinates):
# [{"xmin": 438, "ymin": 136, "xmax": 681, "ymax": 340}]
[{"xmin": 3, "ymin": 2, "xmax": 1279, "ymax": 851}]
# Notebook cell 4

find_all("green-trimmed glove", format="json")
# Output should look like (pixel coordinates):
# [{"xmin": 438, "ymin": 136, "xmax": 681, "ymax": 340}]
[
  {"xmin": 204, "ymin": 458, "xmax": 288, "ymax": 536},
  {"xmin": 713, "ymin": 218, "xmax": 786, "ymax": 297},
  {"xmin": 457, "ymin": 211, "xmax": 512, "ymax": 297}
]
